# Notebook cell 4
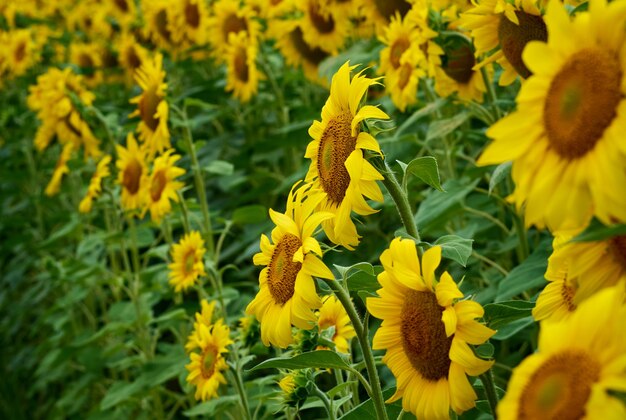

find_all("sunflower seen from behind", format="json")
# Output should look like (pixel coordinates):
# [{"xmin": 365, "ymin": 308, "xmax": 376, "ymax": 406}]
[
  {"xmin": 304, "ymin": 61, "xmax": 389, "ymax": 249},
  {"xmin": 499, "ymin": 285, "xmax": 626, "ymax": 419},
  {"xmin": 246, "ymin": 183, "xmax": 335, "ymax": 348},
  {"xmin": 130, "ymin": 53, "xmax": 171, "ymax": 159},
  {"xmin": 168, "ymin": 231, "xmax": 207, "ymax": 293},
  {"xmin": 478, "ymin": 0, "xmax": 626, "ymax": 231},
  {"xmin": 367, "ymin": 238, "xmax": 495, "ymax": 419},
  {"xmin": 116, "ymin": 133, "xmax": 148, "ymax": 212},
  {"xmin": 143, "ymin": 150, "xmax": 185, "ymax": 223},
  {"xmin": 79, "ymin": 155, "xmax": 112, "ymax": 213},
  {"xmin": 45, "ymin": 143, "xmax": 74, "ymax": 197}
]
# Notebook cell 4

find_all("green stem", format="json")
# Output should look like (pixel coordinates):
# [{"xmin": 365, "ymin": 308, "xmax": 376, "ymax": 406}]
[
  {"xmin": 381, "ymin": 161, "xmax": 421, "ymax": 243},
  {"xmin": 480, "ymin": 369, "xmax": 499, "ymax": 420},
  {"xmin": 512, "ymin": 210, "xmax": 529, "ymax": 261},
  {"xmin": 322, "ymin": 279, "xmax": 388, "ymax": 420},
  {"xmin": 230, "ymin": 360, "xmax": 252, "ymax": 420},
  {"xmin": 313, "ymin": 386, "xmax": 336, "ymax": 420},
  {"xmin": 480, "ymin": 67, "xmax": 502, "ymax": 120}
]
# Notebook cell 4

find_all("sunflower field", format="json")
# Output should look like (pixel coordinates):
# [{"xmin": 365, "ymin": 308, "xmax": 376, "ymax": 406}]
[{"xmin": 3, "ymin": 0, "xmax": 626, "ymax": 418}]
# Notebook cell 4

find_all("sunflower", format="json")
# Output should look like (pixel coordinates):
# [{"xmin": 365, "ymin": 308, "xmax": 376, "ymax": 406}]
[
  {"xmin": 168, "ymin": 231, "xmax": 207, "ymax": 293},
  {"xmin": 533, "ymin": 231, "xmax": 626, "ymax": 322},
  {"xmin": 499, "ymin": 285, "xmax": 626, "ymax": 419},
  {"xmin": 45, "ymin": 142, "xmax": 74, "ymax": 197},
  {"xmin": 64, "ymin": 1, "xmax": 113, "ymax": 40},
  {"xmin": 317, "ymin": 295, "xmax": 356, "ymax": 353},
  {"xmin": 366, "ymin": 238, "xmax": 496, "ymax": 418},
  {"xmin": 79, "ymin": 155, "xmax": 112, "ymax": 213},
  {"xmin": 116, "ymin": 32, "xmax": 149, "ymax": 84},
  {"xmin": 185, "ymin": 318, "xmax": 233, "ymax": 402},
  {"xmin": 225, "ymin": 31, "xmax": 260, "ymax": 103},
  {"xmin": 460, "ymin": 0, "xmax": 547, "ymax": 86},
  {"xmin": 297, "ymin": 0, "xmax": 350, "ymax": 55},
  {"xmin": 6, "ymin": 29, "xmax": 40, "ymax": 79},
  {"xmin": 129, "ymin": 53, "xmax": 171, "ymax": 159},
  {"xmin": 434, "ymin": 36, "xmax": 488, "ymax": 103},
  {"xmin": 304, "ymin": 61, "xmax": 389, "ymax": 249},
  {"xmin": 106, "ymin": 0, "xmax": 137, "ymax": 29},
  {"xmin": 143, "ymin": 150, "xmax": 185, "ymax": 223},
  {"xmin": 185, "ymin": 299, "xmax": 217, "ymax": 352},
  {"xmin": 169, "ymin": 0, "xmax": 210, "ymax": 48},
  {"xmin": 70, "ymin": 42, "xmax": 104, "ymax": 87},
  {"xmin": 253, "ymin": 0, "xmax": 296, "ymax": 19},
  {"xmin": 360, "ymin": 0, "xmax": 413, "ymax": 33},
  {"xmin": 115, "ymin": 133, "xmax": 148, "ymax": 212},
  {"xmin": 478, "ymin": 0, "xmax": 626, "ymax": 231},
  {"xmin": 246, "ymin": 183, "xmax": 335, "ymax": 348},
  {"xmin": 208, "ymin": 0, "xmax": 260, "ymax": 62},
  {"xmin": 379, "ymin": 11, "xmax": 427, "ymax": 111},
  {"xmin": 269, "ymin": 19, "xmax": 329, "ymax": 84},
  {"xmin": 143, "ymin": 0, "xmax": 177, "ymax": 50}
]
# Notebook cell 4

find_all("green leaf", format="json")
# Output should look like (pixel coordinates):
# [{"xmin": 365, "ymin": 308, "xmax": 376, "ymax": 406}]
[
  {"xmin": 492, "ymin": 317, "xmax": 535, "ymax": 340},
  {"xmin": 426, "ymin": 112, "xmax": 468, "ymax": 142},
  {"xmin": 488, "ymin": 161, "xmax": 512, "ymax": 194},
  {"xmin": 333, "ymin": 262, "xmax": 382, "ymax": 292},
  {"xmin": 150, "ymin": 308, "xmax": 187, "ymax": 324},
  {"xmin": 183, "ymin": 97, "xmax": 217, "ymax": 111},
  {"xmin": 100, "ymin": 381, "xmax": 144, "ymax": 410},
  {"xmin": 203, "ymin": 160, "xmax": 234, "ymax": 176},
  {"xmin": 483, "ymin": 300, "xmax": 534, "ymax": 330},
  {"xmin": 183, "ymin": 395, "xmax": 239, "ymax": 417},
  {"xmin": 433, "ymin": 235, "xmax": 473, "ymax": 267},
  {"xmin": 416, "ymin": 179, "xmax": 479, "ymax": 234},
  {"xmin": 339, "ymin": 388, "xmax": 404, "ymax": 419},
  {"xmin": 394, "ymin": 98, "xmax": 446, "ymax": 138},
  {"xmin": 572, "ymin": 219, "xmax": 626, "ymax": 242},
  {"xmin": 232, "ymin": 205, "xmax": 267, "ymax": 225},
  {"xmin": 496, "ymin": 240, "xmax": 550, "ymax": 301},
  {"xmin": 327, "ymin": 381, "xmax": 357, "ymax": 398},
  {"xmin": 248, "ymin": 350, "xmax": 351, "ymax": 372},
  {"xmin": 402, "ymin": 156, "xmax": 444, "ymax": 192}
]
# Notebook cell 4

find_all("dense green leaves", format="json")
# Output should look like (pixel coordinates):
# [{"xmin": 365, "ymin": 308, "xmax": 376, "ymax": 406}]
[{"xmin": 248, "ymin": 351, "xmax": 351, "ymax": 372}]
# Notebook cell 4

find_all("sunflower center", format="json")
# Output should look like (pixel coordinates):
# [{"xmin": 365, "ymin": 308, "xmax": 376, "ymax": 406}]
[
  {"xmin": 609, "ymin": 235, "xmax": 626, "ymax": 269},
  {"xmin": 184, "ymin": 250, "xmax": 196, "ymax": 275},
  {"xmin": 234, "ymin": 46, "xmax": 249, "ymax": 82},
  {"xmin": 155, "ymin": 9, "xmax": 172, "ymax": 42},
  {"xmin": 317, "ymin": 112, "xmax": 357, "ymax": 204},
  {"xmin": 222, "ymin": 14, "xmax": 248, "ymax": 43},
  {"xmin": 14, "ymin": 41, "xmax": 26, "ymax": 63},
  {"xmin": 401, "ymin": 290, "xmax": 452, "ymax": 381},
  {"xmin": 123, "ymin": 158, "xmax": 142, "ymax": 195},
  {"xmin": 139, "ymin": 88, "xmax": 161, "ymax": 131},
  {"xmin": 150, "ymin": 169, "xmax": 167, "ymax": 202},
  {"xmin": 442, "ymin": 43, "xmax": 475, "ymax": 84},
  {"xmin": 309, "ymin": 2, "xmax": 335, "ymax": 34},
  {"xmin": 397, "ymin": 62, "xmax": 412, "ymax": 90},
  {"xmin": 290, "ymin": 27, "xmax": 329, "ymax": 66},
  {"xmin": 185, "ymin": 2, "xmax": 200, "ymax": 28},
  {"xmin": 126, "ymin": 47, "xmax": 142, "ymax": 70},
  {"xmin": 201, "ymin": 345, "xmax": 218, "ymax": 378},
  {"xmin": 518, "ymin": 350, "xmax": 600, "ymax": 420},
  {"xmin": 544, "ymin": 48, "xmax": 622, "ymax": 160},
  {"xmin": 373, "ymin": 0, "xmax": 412, "ymax": 21},
  {"xmin": 390, "ymin": 37, "xmax": 410, "ymax": 69},
  {"xmin": 498, "ymin": 11, "xmax": 547, "ymax": 78},
  {"xmin": 114, "ymin": 0, "xmax": 129, "ymax": 12},
  {"xmin": 267, "ymin": 233, "xmax": 302, "ymax": 305}
]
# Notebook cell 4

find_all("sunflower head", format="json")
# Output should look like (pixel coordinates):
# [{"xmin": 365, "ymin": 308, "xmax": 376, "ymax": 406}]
[
  {"xmin": 225, "ymin": 31, "xmax": 260, "ymax": 103},
  {"xmin": 367, "ymin": 238, "xmax": 495, "ymax": 418},
  {"xmin": 143, "ymin": 149, "xmax": 185, "ymax": 223},
  {"xmin": 79, "ymin": 155, "xmax": 112, "ymax": 213},
  {"xmin": 168, "ymin": 231, "xmax": 207, "ymax": 293},
  {"xmin": 317, "ymin": 294, "xmax": 356, "ymax": 353},
  {"xmin": 278, "ymin": 370, "xmax": 312, "ymax": 408},
  {"xmin": 115, "ymin": 133, "xmax": 148, "ymax": 212}
]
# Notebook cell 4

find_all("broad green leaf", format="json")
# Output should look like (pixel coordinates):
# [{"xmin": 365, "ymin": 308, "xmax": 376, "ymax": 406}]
[
  {"xmin": 183, "ymin": 97, "xmax": 217, "ymax": 111},
  {"xmin": 203, "ymin": 160, "xmax": 234, "ymax": 176},
  {"xmin": 572, "ymin": 219, "xmax": 626, "ymax": 242},
  {"xmin": 394, "ymin": 98, "xmax": 446, "ymax": 138},
  {"xmin": 433, "ymin": 235, "xmax": 473, "ymax": 267},
  {"xmin": 248, "ymin": 350, "xmax": 351, "ymax": 372},
  {"xmin": 496, "ymin": 240, "xmax": 550, "ymax": 301},
  {"xmin": 483, "ymin": 300, "xmax": 534, "ymax": 330},
  {"xmin": 183, "ymin": 395, "xmax": 239, "ymax": 417},
  {"xmin": 327, "ymin": 381, "xmax": 357, "ymax": 398},
  {"xmin": 346, "ymin": 266, "xmax": 382, "ymax": 292},
  {"xmin": 232, "ymin": 205, "xmax": 267, "ymax": 225},
  {"xmin": 426, "ymin": 112, "xmax": 468, "ymax": 142},
  {"xmin": 333, "ymin": 262, "xmax": 375, "ymax": 279},
  {"xmin": 150, "ymin": 309, "xmax": 187, "ymax": 324},
  {"xmin": 339, "ymin": 388, "xmax": 404, "ymax": 419},
  {"xmin": 402, "ymin": 156, "xmax": 444, "ymax": 192},
  {"xmin": 100, "ymin": 381, "xmax": 144, "ymax": 410},
  {"xmin": 492, "ymin": 317, "xmax": 535, "ymax": 340},
  {"xmin": 416, "ymin": 179, "xmax": 479, "ymax": 233},
  {"xmin": 488, "ymin": 161, "xmax": 512, "ymax": 194}
]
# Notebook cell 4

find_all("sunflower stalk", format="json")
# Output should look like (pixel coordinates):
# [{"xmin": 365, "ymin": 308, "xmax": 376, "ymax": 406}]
[
  {"xmin": 480, "ymin": 67, "xmax": 502, "ymax": 120},
  {"xmin": 480, "ymin": 369, "xmax": 499, "ymax": 419},
  {"xmin": 313, "ymin": 385, "xmax": 336, "ymax": 420},
  {"xmin": 322, "ymin": 278, "xmax": 389, "ymax": 420},
  {"xmin": 380, "ymin": 161, "xmax": 421, "ymax": 244}
]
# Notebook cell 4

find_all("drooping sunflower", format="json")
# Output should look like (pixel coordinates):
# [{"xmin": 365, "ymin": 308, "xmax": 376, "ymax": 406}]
[
  {"xmin": 434, "ymin": 36, "xmax": 488, "ymax": 103},
  {"xmin": 129, "ymin": 53, "xmax": 171, "ymax": 159},
  {"xmin": 379, "ymin": 11, "xmax": 427, "ymax": 111},
  {"xmin": 185, "ymin": 299, "xmax": 216, "ymax": 352},
  {"xmin": 317, "ymin": 295, "xmax": 356, "ymax": 353},
  {"xmin": 499, "ymin": 285, "xmax": 626, "ymax": 419},
  {"xmin": 208, "ymin": 0, "xmax": 260, "ymax": 62},
  {"xmin": 225, "ymin": 31, "xmax": 260, "ymax": 103},
  {"xmin": 478, "ymin": 0, "xmax": 626, "ymax": 231},
  {"xmin": 185, "ymin": 318, "xmax": 233, "ymax": 402},
  {"xmin": 460, "ymin": 0, "xmax": 547, "ymax": 86},
  {"xmin": 366, "ymin": 238, "xmax": 496, "ymax": 419},
  {"xmin": 246, "ymin": 183, "xmax": 335, "ymax": 348},
  {"xmin": 168, "ymin": 231, "xmax": 207, "ymax": 292},
  {"xmin": 533, "ymin": 231, "xmax": 626, "ymax": 322},
  {"xmin": 115, "ymin": 133, "xmax": 148, "ymax": 212},
  {"xmin": 45, "ymin": 142, "xmax": 74, "ymax": 197},
  {"xmin": 297, "ymin": 0, "xmax": 350, "ymax": 55},
  {"xmin": 143, "ymin": 150, "xmax": 185, "ymax": 223},
  {"xmin": 79, "ymin": 155, "xmax": 112, "ymax": 213},
  {"xmin": 269, "ymin": 19, "xmax": 329, "ymax": 84},
  {"xmin": 304, "ymin": 61, "xmax": 389, "ymax": 249}
]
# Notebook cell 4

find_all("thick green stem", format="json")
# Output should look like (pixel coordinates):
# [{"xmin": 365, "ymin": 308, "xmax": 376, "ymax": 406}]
[
  {"xmin": 381, "ymin": 162, "xmax": 421, "ymax": 243},
  {"xmin": 229, "ymin": 361, "xmax": 252, "ymax": 420},
  {"xmin": 480, "ymin": 369, "xmax": 499, "ymax": 420},
  {"xmin": 512, "ymin": 210, "xmax": 529, "ymax": 262},
  {"xmin": 313, "ymin": 386, "xmax": 336, "ymax": 420},
  {"xmin": 322, "ymin": 279, "xmax": 388, "ymax": 420},
  {"xmin": 481, "ymin": 67, "xmax": 502, "ymax": 120}
]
